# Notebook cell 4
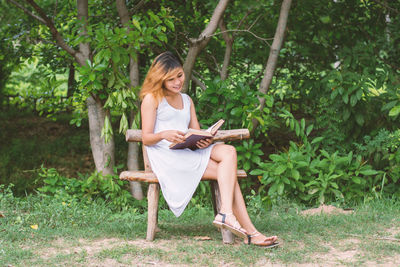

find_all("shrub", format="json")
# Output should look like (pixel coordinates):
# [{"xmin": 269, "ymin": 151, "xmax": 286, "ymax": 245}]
[
  {"xmin": 251, "ymin": 109, "xmax": 381, "ymax": 205},
  {"xmin": 37, "ymin": 166, "xmax": 136, "ymax": 211}
]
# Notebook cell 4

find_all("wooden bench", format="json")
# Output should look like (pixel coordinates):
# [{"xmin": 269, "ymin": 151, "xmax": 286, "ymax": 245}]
[{"xmin": 120, "ymin": 129, "xmax": 250, "ymax": 243}]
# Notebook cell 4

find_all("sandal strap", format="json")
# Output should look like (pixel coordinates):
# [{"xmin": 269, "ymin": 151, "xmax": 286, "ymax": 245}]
[
  {"xmin": 247, "ymin": 231, "xmax": 261, "ymax": 237},
  {"xmin": 247, "ymin": 235, "xmax": 252, "ymax": 245},
  {"xmin": 217, "ymin": 212, "xmax": 245, "ymax": 232},
  {"xmin": 217, "ymin": 212, "xmax": 227, "ymax": 224},
  {"xmin": 246, "ymin": 232, "xmax": 260, "ymax": 245},
  {"xmin": 224, "ymin": 213, "xmax": 242, "ymax": 229}
]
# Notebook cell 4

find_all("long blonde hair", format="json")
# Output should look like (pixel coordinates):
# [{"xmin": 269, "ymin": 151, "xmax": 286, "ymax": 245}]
[{"xmin": 140, "ymin": 52, "xmax": 183, "ymax": 102}]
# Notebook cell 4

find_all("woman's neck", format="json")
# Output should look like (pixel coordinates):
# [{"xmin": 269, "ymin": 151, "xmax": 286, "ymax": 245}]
[{"xmin": 163, "ymin": 90, "xmax": 181, "ymax": 99}]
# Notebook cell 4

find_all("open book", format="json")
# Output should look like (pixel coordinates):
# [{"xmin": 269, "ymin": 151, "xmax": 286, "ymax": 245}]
[{"xmin": 169, "ymin": 119, "xmax": 225, "ymax": 150}]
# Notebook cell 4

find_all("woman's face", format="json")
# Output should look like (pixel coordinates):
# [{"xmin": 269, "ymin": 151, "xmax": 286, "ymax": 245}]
[{"xmin": 163, "ymin": 68, "xmax": 185, "ymax": 95}]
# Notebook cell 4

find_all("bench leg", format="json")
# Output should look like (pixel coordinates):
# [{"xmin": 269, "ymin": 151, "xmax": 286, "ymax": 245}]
[
  {"xmin": 210, "ymin": 181, "xmax": 235, "ymax": 244},
  {"xmin": 146, "ymin": 183, "xmax": 160, "ymax": 241}
]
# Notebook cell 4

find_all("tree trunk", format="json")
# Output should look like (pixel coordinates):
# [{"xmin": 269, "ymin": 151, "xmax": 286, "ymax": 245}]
[
  {"xmin": 253, "ymin": 0, "xmax": 292, "ymax": 131},
  {"xmin": 182, "ymin": 0, "xmax": 230, "ymax": 92},
  {"xmin": 76, "ymin": 0, "xmax": 115, "ymax": 175},
  {"xmin": 116, "ymin": 0, "xmax": 143, "ymax": 199},
  {"xmin": 67, "ymin": 63, "xmax": 75, "ymax": 99},
  {"xmin": 87, "ymin": 95, "xmax": 115, "ymax": 175}
]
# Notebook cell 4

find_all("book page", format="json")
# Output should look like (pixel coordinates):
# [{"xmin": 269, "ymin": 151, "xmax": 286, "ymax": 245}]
[
  {"xmin": 206, "ymin": 119, "xmax": 224, "ymax": 133},
  {"xmin": 206, "ymin": 119, "xmax": 224, "ymax": 135}
]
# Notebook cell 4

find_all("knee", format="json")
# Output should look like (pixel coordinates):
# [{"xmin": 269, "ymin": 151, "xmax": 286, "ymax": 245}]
[{"xmin": 223, "ymin": 144, "xmax": 237, "ymax": 161}]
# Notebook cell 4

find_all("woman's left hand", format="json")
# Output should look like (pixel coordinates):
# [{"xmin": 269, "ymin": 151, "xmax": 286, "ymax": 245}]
[{"xmin": 196, "ymin": 138, "xmax": 213, "ymax": 149}]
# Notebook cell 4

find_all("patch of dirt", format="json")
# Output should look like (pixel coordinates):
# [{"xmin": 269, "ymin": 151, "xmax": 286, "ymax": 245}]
[
  {"xmin": 36, "ymin": 237, "xmax": 179, "ymax": 266},
  {"xmin": 39, "ymin": 237, "xmax": 172, "ymax": 259},
  {"xmin": 301, "ymin": 204, "xmax": 354, "ymax": 215},
  {"xmin": 32, "ymin": 234, "xmax": 400, "ymax": 267}
]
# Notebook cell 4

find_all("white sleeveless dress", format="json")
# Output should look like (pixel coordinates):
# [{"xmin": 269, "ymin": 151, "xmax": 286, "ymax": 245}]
[{"xmin": 145, "ymin": 93, "xmax": 215, "ymax": 217}]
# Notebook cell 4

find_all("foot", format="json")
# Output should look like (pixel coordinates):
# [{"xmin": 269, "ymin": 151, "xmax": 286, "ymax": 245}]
[
  {"xmin": 244, "ymin": 231, "xmax": 279, "ymax": 248},
  {"xmin": 212, "ymin": 212, "xmax": 247, "ymax": 238}
]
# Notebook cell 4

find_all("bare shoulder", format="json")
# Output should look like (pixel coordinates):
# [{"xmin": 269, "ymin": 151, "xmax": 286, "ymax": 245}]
[
  {"xmin": 185, "ymin": 94, "xmax": 195, "ymax": 106},
  {"xmin": 142, "ymin": 94, "xmax": 158, "ymax": 109}
]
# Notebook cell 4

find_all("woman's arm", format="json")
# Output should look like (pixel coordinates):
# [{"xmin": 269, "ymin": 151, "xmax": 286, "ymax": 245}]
[
  {"xmin": 188, "ymin": 97, "xmax": 213, "ymax": 149},
  {"xmin": 141, "ymin": 94, "xmax": 185, "ymax": 146},
  {"xmin": 188, "ymin": 97, "xmax": 201, "ymax": 130}
]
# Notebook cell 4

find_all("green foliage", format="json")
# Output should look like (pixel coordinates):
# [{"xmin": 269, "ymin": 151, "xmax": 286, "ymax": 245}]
[
  {"xmin": 74, "ymin": 7, "xmax": 175, "ymax": 141},
  {"xmin": 245, "ymin": 187, "xmax": 272, "ymax": 217},
  {"xmin": 37, "ymin": 166, "xmax": 134, "ymax": 211},
  {"xmin": 236, "ymin": 139, "xmax": 263, "ymax": 172},
  {"xmin": 196, "ymin": 78, "xmax": 274, "ymax": 173},
  {"xmin": 354, "ymin": 129, "xmax": 400, "ymax": 186},
  {"xmin": 4, "ymin": 0, "xmax": 400, "ymax": 208},
  {"xmin": 251, "ymin": 109, "xmax": 382, "ymax": 205}
]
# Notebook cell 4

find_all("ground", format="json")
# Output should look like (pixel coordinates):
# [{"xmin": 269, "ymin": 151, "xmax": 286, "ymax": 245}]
[{"xmin": 6, "ymin": 205, "xmax": 399, "ymax": 267}]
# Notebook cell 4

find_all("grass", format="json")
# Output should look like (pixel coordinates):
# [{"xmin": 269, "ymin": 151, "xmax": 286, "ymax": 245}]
[
  {"xmin": 1, "ymin": 187, "xmax": 400, "ymax": 266},
  {"xmin": 1, "ymin": 110, "xmax": 400, "ymax": 266}
]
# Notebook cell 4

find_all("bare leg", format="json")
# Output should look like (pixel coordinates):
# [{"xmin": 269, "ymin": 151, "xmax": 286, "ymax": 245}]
[{"xmin": 203, "ymin": 144, "xmax": 277, "ymax": 244}]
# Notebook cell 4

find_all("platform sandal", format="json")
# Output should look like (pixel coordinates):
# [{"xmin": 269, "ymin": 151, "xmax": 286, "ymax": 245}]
[
  {"xmin": 212, "ymin": 212, "xmax": 247, "ymax": 239},
  {"xmin": 245, "ymin": 231, "xmax": 279, "ymax": 248}
]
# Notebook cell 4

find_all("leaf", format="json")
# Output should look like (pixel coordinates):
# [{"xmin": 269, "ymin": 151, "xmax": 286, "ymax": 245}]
[
  {"xmin": 30, "ymin": 224, "xmax": 38, "ymax": 230},
  {"xmin": 278, "ymin": 183, "xmax": 285, "ymax": 195},
  {"xmin": 356, "ymin": 89, "xmax": 363, "ymax": 100},
  {"xmin": 291, "ymin": 169, "xmax": 300, "ymax": 180},
  {"xmin": 119, "ymin": 113, "xmax": 129, "ymax": 134},
  {"xmin": 320, "ymin": 16, "xmax": 331, "ymax": 24},
  {"xmin": 194, "ymin": 236, "xmax": 212, "ymax": 241},
  {"xmin": 359, "ymin": 169, "xmax": 378, "ymax": 176},
  {"xmin": 306, "ymin": 124, "xmax": 314, "ymax": 136},
  {"xmin": 355, "ymin": 113, "xmax": 364, "ymax": 126},
  {"xmin": 274, "ymin": 165, "xmax": 287, "ymax": 175},
  {"xmin": 165, "ymin": 20, "xmax": 175, "ymax": 31},
  {"xmin": 343, "ymin": 108, "xmax": 351, "ymax": 121},
  {"xmin": 132, "ymin": 18, "xmax": 141, "ymax": 31},
  {"xmin": 311, "ymin": 137, "xmax": 324, "ymax": 144},
  {"xmin": 269, "ymin": 154, "xmax": 283, "ymax": 162},
  {"xmin": 89, "ymin": 72, "xmax": 96, "ymax": 81},
  {"xmin": 295, "ymin": 122, "xmax": 300, "ymax": 137},
  {"xmin": 320, "ymin": 149, "xmax": 330, "ymax": 158},
  {"xmin": 107, "ymin": 73, "xmax": 115, "ymax": 88},
  {"xmin": 308, "ymin": 188, "xmax": 318, "ymax": 195},
  {"xmin": 342, "ymin": 93, "xmax": 349, "ymax": 104},
  {"xmin": 250, "ymin": 169, "xmax": 264, "ymax": 175},
  {"xmin": 381, "ymin": 100, "xmax": 398, "ymax": 111},
  {"xmin": 389, "ymin": 106, "xmax": 400, "ymax": 117},
  {"xmin": 350, "ymin": 94, "xmax": 357, "ymax": 107}
]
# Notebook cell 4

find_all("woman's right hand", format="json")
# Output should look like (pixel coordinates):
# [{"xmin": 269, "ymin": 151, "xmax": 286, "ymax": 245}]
[{"xmin": 161, "ymin": 130, "xmax": 186, "ymax": 144}]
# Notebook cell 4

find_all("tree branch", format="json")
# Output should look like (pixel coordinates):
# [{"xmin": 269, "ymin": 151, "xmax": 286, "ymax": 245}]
[
  {"xmin": 129, "ymin": 0, "xmax": 146, "ymax": 15},
  {"xmin": 191, "ymin": 75, "xmax": 207, "ymax": 91},
  {"xmin": 7, "ymin": 0, "xmax": 46, "ymax": 24},
  {"xmin": 196, "ymin": 0, "xmax": 230, "ymax": 42},
  {"xmin": 252, "ymin": 0, "xmax": 292, "ymax": 131},
  {"xmin": 208, "ymin": 29, "xmax": 273, "ymax": 45},
  {"xmin": 182, "ymin": 0, "xmax": 230, "ymax": 92},
  {"xmin": 371, "ymin": 0, "xmax": 399, "ymax": 14},
  {"xmin": 18, "ymin": 0, "xmax": 77, "ymax": 58},
  {"xmin": 219, "ymin": 18, "xmax": 233, "ymax": 80}
]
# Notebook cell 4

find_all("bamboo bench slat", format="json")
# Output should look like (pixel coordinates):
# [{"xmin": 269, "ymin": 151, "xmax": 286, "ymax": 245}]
[
  {"xmin": 120, "ymin": 169, "xmax": 247, "ymax": 183},
  {"xmin": 125, "ymin": 129, "xmax": 250, "ymax": 142}
]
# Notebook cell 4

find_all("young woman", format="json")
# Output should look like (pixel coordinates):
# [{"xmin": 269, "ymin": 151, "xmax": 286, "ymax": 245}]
[{"xmin": 140, "ymin": 51, "xmax": 278, "ymax": 247}]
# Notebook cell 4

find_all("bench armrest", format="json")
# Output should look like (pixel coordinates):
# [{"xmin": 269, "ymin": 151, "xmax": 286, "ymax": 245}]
[{"xmin": 126, "ymin": 129, "xmax": 250, "ymax": 143}]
